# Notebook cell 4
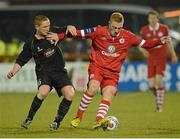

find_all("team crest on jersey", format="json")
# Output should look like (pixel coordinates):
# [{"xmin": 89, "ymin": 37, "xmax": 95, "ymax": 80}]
[
  {"xmin": 158, "ymin": 32, "xmax": 163, "ymax": 37},
  {"xmin": 44, "ymin": 48, "xmax": 55, "ymax": 57},
  {"xmin": 119, "ymin": 38, "xmax": 125, "ymax": 44},
  {"xmin": 108, "ymin": 45, "xmax": 116, "ymax": 53}
]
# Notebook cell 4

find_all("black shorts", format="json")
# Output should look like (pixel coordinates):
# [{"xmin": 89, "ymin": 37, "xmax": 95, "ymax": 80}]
[{"xmin": 36, "ymin": 69, "xmax": 73, "ymax": 97}]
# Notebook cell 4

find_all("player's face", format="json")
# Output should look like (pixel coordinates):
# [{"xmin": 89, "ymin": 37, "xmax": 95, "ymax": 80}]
[
  {"xmin": 148, "ymin": 14, "xmax": 158, "ymax": 26},
  {"xmin": 36, "ymin": 19, "xmax": 50, "ymax": 36},
  {"xmin": 109, "ymin": 21, "xmax": 123, "ymax": 37}
]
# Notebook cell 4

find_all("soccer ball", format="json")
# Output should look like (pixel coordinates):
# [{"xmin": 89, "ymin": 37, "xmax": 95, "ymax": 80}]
[{"xmin": 105, "ymin": 116, "xmax": 119, "ymax": 131}]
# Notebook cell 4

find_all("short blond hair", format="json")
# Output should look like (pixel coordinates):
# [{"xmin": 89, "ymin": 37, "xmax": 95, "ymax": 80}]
[
  {"xmin": 110, "ymin": 12, "xmax": 124, "ymax": 23},
  {"xmin": 148, "ymin": 10, "xmax": 159, "ymax": 17},
  {"xmin": 34, "ymin": 15, "xmax": 49, "ymax": 26}
]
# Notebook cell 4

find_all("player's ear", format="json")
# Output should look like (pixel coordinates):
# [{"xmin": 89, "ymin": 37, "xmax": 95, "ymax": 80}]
[
  {"xmin": 108, "ymin": 21, "xmax": 111, "ymax": 26},
  {"xmin": 121, "ymin": 22, "xmax": 124, "ymax": 27},
  {"xmin": 35, "ymin": 25, "xmax": 39, "ymax": 30}
]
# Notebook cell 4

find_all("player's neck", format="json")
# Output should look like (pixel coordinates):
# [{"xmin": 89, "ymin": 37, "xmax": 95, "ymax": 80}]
[
  {"xmin": 150, "ymin": 23, "xmax": 157, "ymax": 29},
  {"xmin": 35, "ymin": 33, "xmax": 45, "ymax": 40}
]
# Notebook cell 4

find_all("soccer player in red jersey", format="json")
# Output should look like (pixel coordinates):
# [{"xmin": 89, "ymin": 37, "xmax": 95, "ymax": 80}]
[
  {"xmin": 47, "ymin": 12, "xmax": 171, "ymax": 130},
  {"xmin": 139, "ymin": 10, "xmax": 177, "ymax": 112}
]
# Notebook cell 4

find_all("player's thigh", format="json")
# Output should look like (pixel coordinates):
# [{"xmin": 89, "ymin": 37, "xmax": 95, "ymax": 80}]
[
  {"xmin": 156, "ymin": 62, "xmax": 166, "ymax": 77},
  {"xmin": 88, "ymin": 65, "xmax": 102, "ymax": 95},
  {"xmin": 147, "ymin": 62, "xmax": 156, "ymax": 79},
  {"xmin": 101, "ymin": 74, "xmax": 118, "ymax": 101},
  {"xmin": 101, "ymin": 70, "xmax": 119, "ymax": 90},
  {"xmin": 102, "ymin": 86, "xmax": 117, "ymax": 102},
  {"xmin": 53, "ymin": 70, "xmax": 73, "ymax": 98},
  {"xmin": 61, "ymin": 85, "xmax": 75, "ymax": 101},
  {"xmin": 36, "ymin": 72, "xmax": 52, "ymax": 99},
  {"xmin": 88, "ymin": 80, "xmax": 101, "ymax": 95}
]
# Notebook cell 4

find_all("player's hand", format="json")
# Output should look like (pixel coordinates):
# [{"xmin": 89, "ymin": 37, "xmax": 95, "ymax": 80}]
[
  {"xmin": 7, "ymin": 71, "xmax": 15, "ymax": 79},
  {"xmin": 160, "ymin": 36, "xmax": 171, "ymax": 44},
  {"xmin": 171, "ymin": 54, "xmax": 178, "ymax": 64},
  {"xmin": 142, "ymin": 51, "xmax": 150, "ymax": 58},
  {"xmin": 66, "ymin": 25, "xmax": 77, "ymax": 36},
  {"xmin": 46, "ymin": 32, "xmax": 59, "ymax": 45}
]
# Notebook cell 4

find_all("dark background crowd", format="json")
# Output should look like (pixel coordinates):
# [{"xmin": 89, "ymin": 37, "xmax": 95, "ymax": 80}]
[{"xmin": 0, "ymin": 0, "xmax": 180, "ymax": 62}]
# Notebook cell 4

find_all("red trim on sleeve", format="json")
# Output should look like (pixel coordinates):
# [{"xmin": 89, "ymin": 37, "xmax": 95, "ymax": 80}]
[
  {"xmin": 142, "ymin": 39, "xmax": 163, "ymax": 49},
  {"xmin": 58, "ymin": 33, "xmax": 65, "ymax": 39}
]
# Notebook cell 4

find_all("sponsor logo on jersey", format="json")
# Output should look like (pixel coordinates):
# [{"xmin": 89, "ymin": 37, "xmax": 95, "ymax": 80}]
[
  {"xmin": 119, "ymin": 38, "xmax": 125, "ymax": 44},
  {"xmin": 158, "ymin": 32, "xmax": 163, "ymax": 37},
  {"xmin": 100, "ymin": 45, "xmax": 120, "ymax": 57},
  {"xmin": 101, "ymin": 51, "xmax": 120, "ymax": 57},
  {"xmin": 44, "ymin": 48, "xmax": 55, "ymax": 57},
  {"xmin": 108, "ymin": 45, "xmax": 116, "ymax": 53}
]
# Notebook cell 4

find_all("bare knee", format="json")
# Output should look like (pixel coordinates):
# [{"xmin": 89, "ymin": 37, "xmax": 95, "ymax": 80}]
[
  {"xmin": 87, "ymin": 84, "xmax": 99, "ymax": 96},
  {"xmin": 155, "ymin": 75, "xmax": 163, "ymax": 88},
  {"xmin": 37, "ymin": 85, "xmax": 51, "ymax": 100},
  {"xmin": 148, "ymin": 78, "xmax": 155, "ymax": 89},
  {"xmin": 61, "ymin": 86, "xmax": 75, "ymax": 101},
  {"xmin": 37, "ymin": 91, "xmax": 49, "ymax": 99}
]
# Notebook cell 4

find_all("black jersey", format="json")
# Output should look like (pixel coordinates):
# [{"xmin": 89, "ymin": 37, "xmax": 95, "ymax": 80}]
[{"xmin": 16, "ymin": 27, "xmax": 67, "ymax": 72}]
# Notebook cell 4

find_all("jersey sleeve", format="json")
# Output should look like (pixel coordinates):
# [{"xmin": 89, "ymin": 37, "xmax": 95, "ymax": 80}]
[
  {"xmin": 76, "ymin": 26, "xmax": 98, "ymax": 39},
  {"xmin": 139, "ymin": 27, "xmax": 146, "ymax": 39},
  {"xmin": 57, "ymin": 26, "xmax": 99, "ymax": 39},
  {"xmin": 57, "ymin": 33, "xmax": 66, "ymax": 39},
  {"xmin": 53, "ymin": 26, "xmax": 67, "ymax": 40},
  {"xmin": 130, "ymin": 32, "xmax": 163, "ymax": 49},
  {"xmin": 16, "ymin": 42, "xmax": 33, "ymax": 67}
]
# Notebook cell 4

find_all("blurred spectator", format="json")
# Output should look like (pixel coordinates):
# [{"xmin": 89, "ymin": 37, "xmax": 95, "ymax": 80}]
[
  {"xmin": 6, "ymin": 38, "xmax": 20, "ymax": 62},
  {"xmin": 61, "ymin": 38, "xmax": 90, "ymax": 61},
  {"xmin": 0, "ymin": 39, "xmax": 6, "ymax": 62}
]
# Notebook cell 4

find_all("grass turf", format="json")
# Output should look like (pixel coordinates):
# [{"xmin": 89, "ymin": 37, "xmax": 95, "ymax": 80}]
[{"xmin": 0, "ymin": 92, "xmax": 180, "ymax": 138}]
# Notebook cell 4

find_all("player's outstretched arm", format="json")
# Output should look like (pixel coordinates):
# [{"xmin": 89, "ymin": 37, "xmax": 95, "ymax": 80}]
[
  {"xmin": 66, "ymin": 25, "xmax": 77, "ymax": 36},
  {"xmin": 46, "ymin": 25, "xmax": 77, "ymax": 42},
  {"xmin": 164, "ymin": 36, "xmax": 178, "ymax": 64},
  {"xmin": 7, "ymin": 63, "xmax": 22, "ymax": 79},
  {"xmin": 130, "ymin": 32, "xmax": 165, "ymax": 49},
  {"xmin": 138, "ymin": 47, "xmax": 149, "ymax": 58}
]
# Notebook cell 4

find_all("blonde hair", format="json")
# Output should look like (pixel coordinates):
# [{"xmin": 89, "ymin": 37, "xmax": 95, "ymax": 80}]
[
  {"xmin": 110, "ymin": 12, "xmax": 124, "ymax": 23},
  {"xmin": 34, "ymin": 15, "xmax": 49, "ymax": 26},
  {"xmin": 148, "ymin": 10, "xmax": 159, "ymax": 17}
]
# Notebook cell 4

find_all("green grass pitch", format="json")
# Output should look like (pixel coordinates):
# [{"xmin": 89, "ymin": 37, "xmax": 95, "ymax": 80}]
[{"xmin": 0, "ymin": 92, "xmax": 180, "ymax": 138}]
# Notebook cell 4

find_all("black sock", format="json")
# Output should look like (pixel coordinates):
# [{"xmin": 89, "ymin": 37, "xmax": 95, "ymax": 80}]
[
  {"xmin": 27, "ymin": 95, "xmax": 43, "ymax": 120},
  {"xmin": 54, "ymin": 98, "xmax": 72, "ymax": 124}
]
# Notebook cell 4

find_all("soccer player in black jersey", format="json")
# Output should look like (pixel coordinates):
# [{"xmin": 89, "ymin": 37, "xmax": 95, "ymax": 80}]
[{"xmin": 7, "ymin": 15, "xmax": 75, "ymax": 131}]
